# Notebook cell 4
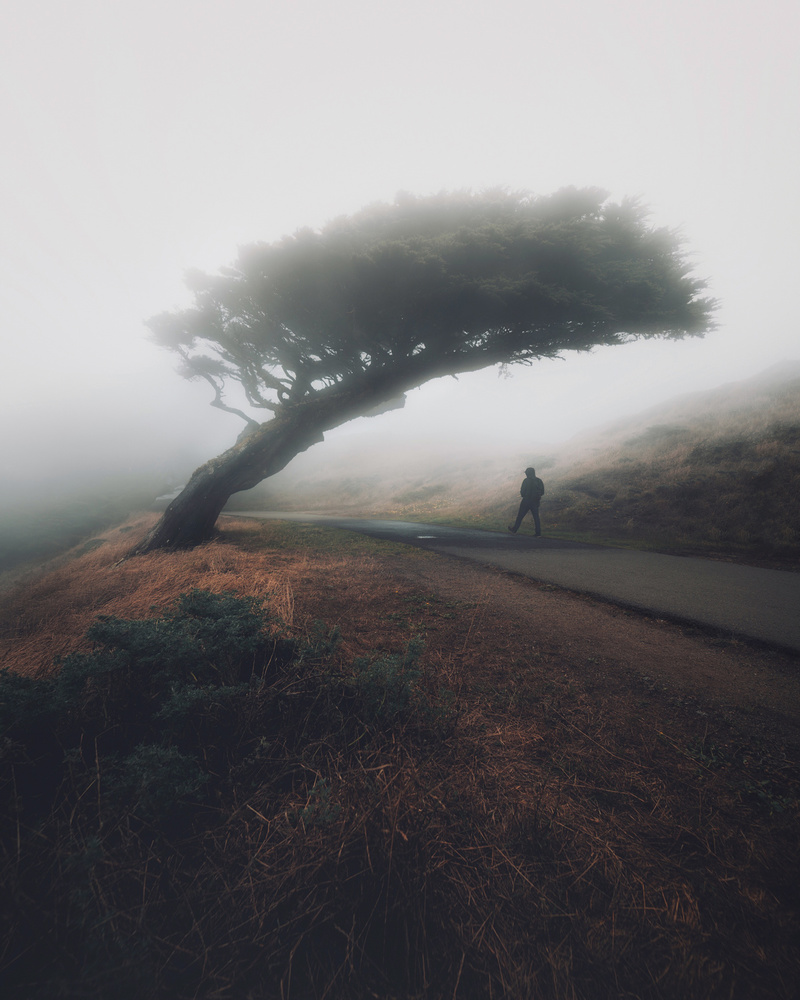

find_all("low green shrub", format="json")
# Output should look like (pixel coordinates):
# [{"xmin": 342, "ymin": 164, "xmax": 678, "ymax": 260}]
[
  {"xmin": 352, "ymin": 636, "xmax": 423, "ymax": 726},
  {"xmin": 104, "ymin": 743, "xmax": 209, "ymax": 821},
  {"xmin": 0, "ymin": 589, "xmax": 460, "ymax": 998}
]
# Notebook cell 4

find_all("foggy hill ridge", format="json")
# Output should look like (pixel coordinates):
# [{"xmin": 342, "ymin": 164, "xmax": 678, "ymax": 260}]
[
  {"xmin": 571, "ymin": 358, "xmax": 800, "ymax": 447},
  {"xmin": 2, "ymin": 362, "xmax": 797, "ymax": 581},
  {"xmin": 233, "ymin": 361, "xmax": 800, "ymax": 568}
]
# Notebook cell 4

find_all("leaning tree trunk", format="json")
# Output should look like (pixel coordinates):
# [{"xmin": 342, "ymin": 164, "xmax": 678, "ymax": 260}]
[
  {"xmin": 129, "ymin": 370, "xmax": 420, "ymax": 555},
  {"xmin": 131, "ymin": 410, "xmax": 326, "ymax": 555}
]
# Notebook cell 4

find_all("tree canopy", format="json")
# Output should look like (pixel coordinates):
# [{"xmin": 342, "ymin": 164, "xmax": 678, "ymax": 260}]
[
  {"xmin": 149, "ymin": 188, "xmax": 714, "ymax": 423},
  {"xmin": 135, "ymin": 188, "xmax": 715, "ymax": 553}
]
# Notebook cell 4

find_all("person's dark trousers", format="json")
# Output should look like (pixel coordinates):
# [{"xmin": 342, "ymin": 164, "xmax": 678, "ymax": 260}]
[{"xmin": 511, "ymin": 500, "xmax": 541, "ymax": 535}]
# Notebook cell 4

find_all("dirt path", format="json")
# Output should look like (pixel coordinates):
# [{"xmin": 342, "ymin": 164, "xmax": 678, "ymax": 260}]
[
  {"xmin": 231, "ymin": 513, "xmax": 800, "ymax": 731},
  {"xmin": 235, "ymin": 514, "xmax": 800, "ymax": 652},
  {"xmin": 384, "ymin": 553, "xmax": 800, "ymax": 729}
]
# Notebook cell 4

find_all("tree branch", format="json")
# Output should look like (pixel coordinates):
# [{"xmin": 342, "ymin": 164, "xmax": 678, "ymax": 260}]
[{"xmin": 195, "ymin": 370, "xmax": 260, "ymax": 427}]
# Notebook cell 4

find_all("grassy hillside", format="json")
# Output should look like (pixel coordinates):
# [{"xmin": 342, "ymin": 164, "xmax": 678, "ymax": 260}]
[
  {"xmin": 232, "ymin": 363, "xmax": 800, "ymax": 568},
  {"xmin": 535, "ymin": 362, "xmax": 800, "ymax": 565},
  {"xmin": 1, "ymin": 515, "xmax": 798, "ymax": 998}
]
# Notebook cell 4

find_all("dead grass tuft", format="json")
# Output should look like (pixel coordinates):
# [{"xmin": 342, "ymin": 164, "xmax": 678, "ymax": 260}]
[{"xmin": 0, "ymin": 517, "xmax": 310, "ymax": 675}]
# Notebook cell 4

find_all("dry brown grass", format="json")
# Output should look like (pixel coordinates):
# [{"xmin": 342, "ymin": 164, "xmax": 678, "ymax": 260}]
[
  {"xmin": 1, "ymin": 515, "xmax": 799, "ymax": 998},
  {"xmin": 0, "ymin": 516, "xmax": 338, "ymax": 676}
]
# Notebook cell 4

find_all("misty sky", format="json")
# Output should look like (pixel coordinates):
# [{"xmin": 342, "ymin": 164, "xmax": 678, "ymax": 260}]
[{"xmin": 1, "ymin": 0, "xmax": 798, "ymax": 497}]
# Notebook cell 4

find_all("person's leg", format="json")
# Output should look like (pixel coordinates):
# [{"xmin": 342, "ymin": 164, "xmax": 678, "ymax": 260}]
[
  {"xmin": 531, "ymin": 504, "xmax": 541, "ymax": 536},
  {"xmin": 508, "ymin": 499, "xmax": 528, "ymax": 532}
]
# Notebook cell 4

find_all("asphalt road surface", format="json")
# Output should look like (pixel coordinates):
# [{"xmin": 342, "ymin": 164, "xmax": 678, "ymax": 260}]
[{"xmin": 232, "ymin": 512, "xmax": 800, "ymax": 653}]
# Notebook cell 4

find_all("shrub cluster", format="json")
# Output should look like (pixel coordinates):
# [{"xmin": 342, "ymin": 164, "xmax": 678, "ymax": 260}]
[
  {"xmin": 4, "ymin": 584, "xmax": 796, "ymax": 999},
  {"xmin": 0, "ymin": 590, "xmax": 454, "ymax": 999}
]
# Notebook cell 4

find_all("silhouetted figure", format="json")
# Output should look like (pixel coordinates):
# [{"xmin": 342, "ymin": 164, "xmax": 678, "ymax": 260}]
[{"xmin": 508, "ymin": 467, "xmax": 544, "ymax": 535}]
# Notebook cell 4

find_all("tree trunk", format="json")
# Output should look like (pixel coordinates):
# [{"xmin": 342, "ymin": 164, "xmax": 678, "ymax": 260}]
[
  {"xmin": 129, "ymin": 370, "xmax": 425, "ymax": 555},
  {"xmin": 131, "ymin": 412, "xmax": 325, "ymax": 554},
  {"xmin": 131, "ymin": 356, "xmax": 483, "ymax": 555}
]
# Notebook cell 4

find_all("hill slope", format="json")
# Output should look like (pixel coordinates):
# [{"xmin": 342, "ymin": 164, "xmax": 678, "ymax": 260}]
[
  {"xmin": 230, "ymin": 362, "xmax": 800, "ymax": 568},
  {"xmin": 538, "ymin": 361, "xmax": 800, "ymax": 564}
]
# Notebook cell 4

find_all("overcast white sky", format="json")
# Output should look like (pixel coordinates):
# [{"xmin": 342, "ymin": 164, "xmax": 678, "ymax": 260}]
[{"xmin": 1, "ymin": 0, "xmax": 798, "ymax": 496}]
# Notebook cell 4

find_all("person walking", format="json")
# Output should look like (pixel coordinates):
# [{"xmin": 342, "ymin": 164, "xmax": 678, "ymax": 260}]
[{"xmin": 508, "ymin": 467, "xmax": 544, "ymax": 535}]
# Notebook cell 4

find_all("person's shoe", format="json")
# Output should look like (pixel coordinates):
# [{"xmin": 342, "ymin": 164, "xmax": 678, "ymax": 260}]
[
  {"xmin": 534, "ymin": 532, "xmax": 541, "ymax": 537},
  {"xmin": 507, "ymin": 525, "xmax": 517, "ymax": 533}
]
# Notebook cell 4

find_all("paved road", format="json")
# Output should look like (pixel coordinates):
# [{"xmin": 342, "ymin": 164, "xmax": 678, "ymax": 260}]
[{"xmin": 232, "ymin": 512, "xmax": 800, "ymax": 653}]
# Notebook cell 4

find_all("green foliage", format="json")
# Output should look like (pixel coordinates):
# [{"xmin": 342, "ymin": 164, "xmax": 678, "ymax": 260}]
[
  {"xmin": 741, "ymin": 779, "xmax": 799, "ymax": 815},
  {"xmin": 297, "ymin": 618, "xmax": 342, "ymax": 665},
  {"xmin": 0, "ymin": 590, "xmax": 459, "ymax": 996},
  {"xmin": 77, "ymin": 587, "xmax": 274, "ymax": 685},
  {"xmin": 0, "ymin": 591, "xmax": 290, "ymax": 830},
  {"xmin": 299, "ymin": 776, "xmax": 342, "ymax": 827},
  {"xmin": 9, "ymin": 588, "xmax": 263, "ymax": 735},
  {"xmin": 105, "ymin": 744, "xmax": 209, "ymax": 821},
  {"xmin": 352, "ymin": 636, "xmax": 424, "ymax": 726},
  {"xmin": 149, "ymin": 189, "xmax": 715, "ymax": 416},
  {"xmin": 0, "ymin": 668, "xmax": 57, "ymax": 733},
  {"xmin": 1, "ymin": 589, "xmax": 287, "ymax": 755}
]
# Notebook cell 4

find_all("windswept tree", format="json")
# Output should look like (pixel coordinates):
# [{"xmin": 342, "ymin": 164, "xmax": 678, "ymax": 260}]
[{"xmin": 134, "ymin": 188, "xmax": 714, "ymax": 553}]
